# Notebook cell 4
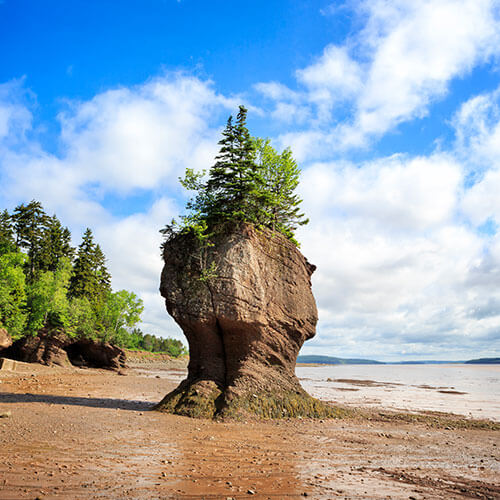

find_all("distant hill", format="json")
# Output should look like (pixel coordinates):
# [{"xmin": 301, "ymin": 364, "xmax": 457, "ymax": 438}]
[
  {"xmin": 297, "ymin": 355, "xmax": 384, "ymax": 365},
  {"xmin": 465, "ymin": 357, "xmax": 500, "ymax": 364}
]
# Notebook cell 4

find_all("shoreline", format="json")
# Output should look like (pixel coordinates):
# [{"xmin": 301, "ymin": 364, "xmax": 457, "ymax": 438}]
[{"xmin": 0, "ymin": 363, "xmax": 498, "ymax": 498}]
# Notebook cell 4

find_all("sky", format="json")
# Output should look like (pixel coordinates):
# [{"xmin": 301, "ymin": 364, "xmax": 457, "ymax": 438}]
[{"xmin": 1, "ymin": 0, "xmax": 499, "ymax": 361}]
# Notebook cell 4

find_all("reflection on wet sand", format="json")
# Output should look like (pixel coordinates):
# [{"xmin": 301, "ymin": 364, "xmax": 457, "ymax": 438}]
[{"xmin": 0, "ymin": 364, "xmax": 498, "ymax": 499}]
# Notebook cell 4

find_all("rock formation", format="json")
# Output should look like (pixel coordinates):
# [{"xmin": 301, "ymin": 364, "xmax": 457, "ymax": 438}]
[
  {"xmin": 1, "ymin": 328, "xmax": 127, "ymax": 370},
  {"xmin": 157, "ymin": 223, "xmax": 339, "ymax": 419},
  {"xmin": 65, "ymin": 339, "xmax": 126, "ymax": 370},
  {"xmin": 3, "ymin": 328, "xmax": 72, "ymax": 367}
]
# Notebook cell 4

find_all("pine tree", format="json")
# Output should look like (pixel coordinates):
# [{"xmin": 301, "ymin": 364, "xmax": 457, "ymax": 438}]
[
  {"xmin": 0, "ymin": 209, "xmax": 16, "ymax": 255},
  {"xmin": 69, "ymin": 228, "xmax": 111, "ymax": 303},
  {"xmin": 169, "ymin": 106, "xmax": 309, "ymax": 247},
  {"xmin": 12, "ymin": 200, "xmax": 48, "ymax": 280},
  {"xmin": 39, "ymin": 215, "xmax": 75, "ymax": 272},
  {"xmin": 204, "ymin": 106, "xmax": 261, "ymax": 223}
]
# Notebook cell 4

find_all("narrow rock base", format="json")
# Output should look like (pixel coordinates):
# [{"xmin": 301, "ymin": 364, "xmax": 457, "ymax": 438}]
[{"xmin": 155, "ymin": 381, "xmax": 344, "ymax": 420}]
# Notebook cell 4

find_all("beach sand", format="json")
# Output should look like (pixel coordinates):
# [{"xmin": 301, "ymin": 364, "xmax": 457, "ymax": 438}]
[{"xmin": 0, "ymin": 362, "xmax": 498, "ymax": 499}]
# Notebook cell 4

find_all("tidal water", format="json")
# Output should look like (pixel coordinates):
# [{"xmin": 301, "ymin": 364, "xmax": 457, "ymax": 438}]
[{"xmin": 296, "ymin": 363, "xmax": 500, "ymax": 421}]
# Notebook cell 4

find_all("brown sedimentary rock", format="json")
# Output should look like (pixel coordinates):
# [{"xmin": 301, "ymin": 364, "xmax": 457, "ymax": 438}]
[
  {"xmin": 3, "ymin": 328, "xmax": 126, "ymax": 370},
  {"xmin": 3, "ymin": 328, "xmax": 72, "ymax": 367},
  {"xmin": 65, "ymin": 339, "xmax": 126, "ymax": 370},
  {"xmin": 157, "ymin": 223, "xmax": 337, "ymax": 419},
  {"xmin": 0, "ymin": 328, "xmax": 12, "ymax": 350}
]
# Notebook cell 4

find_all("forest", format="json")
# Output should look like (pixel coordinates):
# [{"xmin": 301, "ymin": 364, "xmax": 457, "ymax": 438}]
[{"xmin": 0, "ymin": 201, "xmax": 185, "ymax": 357}]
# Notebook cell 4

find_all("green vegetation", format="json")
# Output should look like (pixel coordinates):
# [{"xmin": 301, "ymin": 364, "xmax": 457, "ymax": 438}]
[
  {"xmin": 161, "ymin": 105, "xmax": 308, "ymax": 249},
  {"xmin": 0, "ymin": 200, "xmax": 186, "ymax": 356}
]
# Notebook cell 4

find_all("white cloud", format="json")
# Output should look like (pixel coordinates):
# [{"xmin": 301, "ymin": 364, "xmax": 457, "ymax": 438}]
[
  {"xmin": 453, "ymin": 86, "xmax": 500, "ymax": 226},
  {"xmin": 0, "ymin": 79, "xmax": 33, "ymax": 143},
  {"xmin": 58, "ymin": 74, "xmax": 232, "ymax": 192},
  {"xmin": 259, "ymin": 0, "xmax": 500, "ymax": 157},
  {"xmin": 296, "ymin": 149, "xmax": 499, "ymax": 360}
]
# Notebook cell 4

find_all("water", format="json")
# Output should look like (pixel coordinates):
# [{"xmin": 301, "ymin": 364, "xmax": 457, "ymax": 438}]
[{"xmin": 296, "ymin": 364, "xmax": 500, "ymax": 421}]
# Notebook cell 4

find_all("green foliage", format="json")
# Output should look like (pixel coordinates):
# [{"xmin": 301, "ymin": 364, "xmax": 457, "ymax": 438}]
[
  {"xmin": 116, "ymin": 327, "xmax": 187, "ymax": 357},
  {"xmin": 66, "ymin": 296, "xmax": 96, "ymax": 339},
  {"xmin": 253, "ymin": 138, "xmax": 309, "ymax": 243},
  {"xmin": 0, "ymin": 251, "xmax": 28, "ymax": 338},
  {"xmin": 98, "ymin": 290, "xmax": 144, "ymax": 343},
  {"xmin": 26, "ymin": 257, "xmax": 72, "ymax": 334},
  {"xmin": 162, "ymin": 105, "xmax": 308, "ymax": 253}
]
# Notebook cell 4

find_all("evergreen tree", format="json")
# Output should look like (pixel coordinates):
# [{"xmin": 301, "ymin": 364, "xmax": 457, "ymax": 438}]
[
  {"xmin": 204, "ymin": 106, "xmax": 261, "ymax": 222},
  {"xmin": 69, "ymin": 228, "xmax": 111, "ymax": 303},
  {"xmin": 0, "ymin": 209, "xmax": 16, "ymax": 255},
  {"xmin": 12, "ymin": 200, "xmax": 48, "ymax": 280},
  {"xmin": 170, "ymin": 106, "xmax": 309, "ymax": 246},
  {"xmin": 39, "ymin": 215, "xmax": 75, "ymax": 272}
]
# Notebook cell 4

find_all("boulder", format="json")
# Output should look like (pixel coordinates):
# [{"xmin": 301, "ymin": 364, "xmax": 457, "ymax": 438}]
[
  {"xmin": 0, "ymin": 328, "xmax": 12, "ymax": 350},
  {"xmin": 65, "ymin": 339, "xmax": 126, "ymax": 369},
  {"xmin": 157, "ymin": 223, "xmax": 339, "ymax": 419}
]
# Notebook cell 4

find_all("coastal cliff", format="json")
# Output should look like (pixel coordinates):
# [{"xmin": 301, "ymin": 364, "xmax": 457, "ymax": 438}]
[{"xmin": 157, "ymin": 223, "xmax": 337, "ymax": 419}]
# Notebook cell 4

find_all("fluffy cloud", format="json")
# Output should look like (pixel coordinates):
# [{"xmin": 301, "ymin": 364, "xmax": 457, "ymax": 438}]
[
  {"xmin": 0, "ymin": 73, "xmax": 233, "ymax": 228},
  {"xmin": 353, "ymin": 0, "xmax": 500, "ymax": 138},
  {"xmin": 298, "ymin": 151, "xmax": 498, "ymax": 359},
  {"xmin": 257, "ymin": 0, "xmax": 500, "ymax": 157},
  {"xmin": 94, "ymin": 197, "xmax": 183, "ymax": 339},
  {"xmin": 454, "ymin": 86, "xmax": 500, "ymax": 227}
]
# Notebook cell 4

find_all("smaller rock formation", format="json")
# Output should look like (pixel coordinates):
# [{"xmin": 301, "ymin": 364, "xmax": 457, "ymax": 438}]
[
  {"xmin": 2, "ymin": 328, "xmax": 127, "ymax": 370},
  {"xmin": 0, "ymin": 328, "xmax": 12, "ymax": 350},
  {"xmin": 65, "ymin": 340, "xmax": 126, "ymax": 370},
  {"xmin": 157, "ymin": 223, "xmax": 340, "ymax": 419},
  {"xmin": 3, "ymin": 328, "xmax": 72, "ymax": 367}
]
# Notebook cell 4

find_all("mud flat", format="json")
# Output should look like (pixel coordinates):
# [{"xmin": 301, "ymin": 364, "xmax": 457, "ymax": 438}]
[{"xmin": 0, "ymin": 364, "xmax": 499, "ymax": 499}]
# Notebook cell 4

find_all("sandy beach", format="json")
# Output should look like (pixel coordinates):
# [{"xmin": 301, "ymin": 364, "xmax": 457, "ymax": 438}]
[{"xmin": 0, "ymin": 362, "xmax": 499, "ymax": 499}]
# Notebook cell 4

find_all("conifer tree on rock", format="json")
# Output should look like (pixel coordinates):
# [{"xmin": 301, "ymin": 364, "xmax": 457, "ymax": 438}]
[{"xmin": 157, "ymin": 106, "xmax": 338, "ymax": 420}]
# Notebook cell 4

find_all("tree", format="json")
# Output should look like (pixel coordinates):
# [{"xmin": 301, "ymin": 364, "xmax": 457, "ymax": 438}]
[
  {"xmin": 69, "ymin": 228, "xmax": 111, "ymax": 303},
  {"xmin": 26, "ymin": 257, "xmax": 72, "ymax": 334},
  {"xmin": 0, "ymin": 209, "xmax": 16, "ymax": 255},
  {"xmin": 12, "ymin": 200, "xmax": 48, "ymax": 280},
  {"xmin": 38, "ymin": 215, "xmax": 74, "ymax": 272},
  {"xmin": 167, "ymin": 106, "xmax": 308, "ymax": 246},
  {"xmin": 202, "ymin": 105, "xmax": 262, "ymax": 223},
  {"xmin": 99, "ymin": 290, "xmax": 144, "ymax": 343}
]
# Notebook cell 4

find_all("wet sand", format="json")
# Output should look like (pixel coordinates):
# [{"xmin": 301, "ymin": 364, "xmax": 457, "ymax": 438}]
[{"xmin": 0, "ymin": 363, "xmax": 499, "ymax": 499}]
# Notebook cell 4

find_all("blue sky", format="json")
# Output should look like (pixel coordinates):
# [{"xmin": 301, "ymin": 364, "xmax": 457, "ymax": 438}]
[{"xmin": 1, "ymin": 0, "xmax": 500, "ymax": 361}]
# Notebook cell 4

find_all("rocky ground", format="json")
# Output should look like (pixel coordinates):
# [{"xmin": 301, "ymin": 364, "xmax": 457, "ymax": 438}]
[{"xmin": 0, "ymin": 362, "xmax": 498, "ymax": 499}]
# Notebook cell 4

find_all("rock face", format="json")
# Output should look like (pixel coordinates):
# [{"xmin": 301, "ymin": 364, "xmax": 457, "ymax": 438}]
[
  {"xmin": 65, "ymin": 339, "xmax": 126, "ymax": 370},
  {"xmin": 2, "ymin": 328, "xmax": 127, "ymax": 370},
  {"xmin": 157, "ymin": 223, "xmax": 337, "ymax": 419},
  {"xmin": 0, "ymin": 328, "xmax": 12, "ymax": 350},
  {"xmin": 2, "ymin": 328, "xmax": 72, "ymax": 367}
]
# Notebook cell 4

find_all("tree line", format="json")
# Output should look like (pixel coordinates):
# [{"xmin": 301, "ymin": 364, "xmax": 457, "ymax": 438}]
[
  {"xmin": 0, "ymin": 201, "xmax": 185, "ymax": 356},
  {"xmin": 162, "ymin": 106, "xmax": 308, "ymax": 247}
]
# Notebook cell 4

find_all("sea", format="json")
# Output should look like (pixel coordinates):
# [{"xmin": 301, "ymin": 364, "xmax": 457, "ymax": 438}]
[{"xmin": 296, "ymin": 363, "xmax": 500, "ymax": 421}]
